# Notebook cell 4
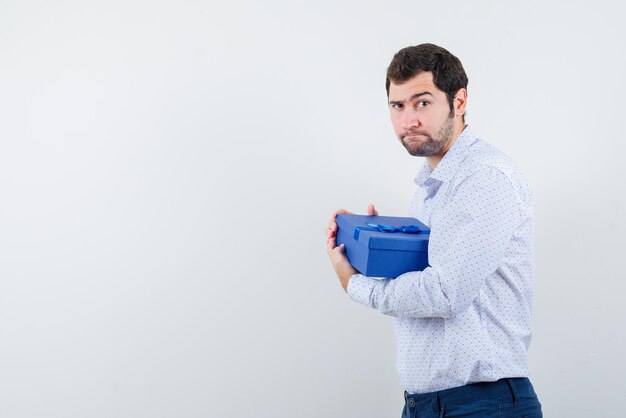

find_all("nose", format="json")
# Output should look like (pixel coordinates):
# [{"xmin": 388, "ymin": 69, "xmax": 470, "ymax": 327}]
[{"xmin": 400, "ymin": 108, "xmax": 420, "ymax": 131}]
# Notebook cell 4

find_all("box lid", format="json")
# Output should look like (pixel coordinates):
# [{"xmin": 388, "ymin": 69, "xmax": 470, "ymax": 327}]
[{"xmin": 336, "ymin": 214, "xmax": 430, "ymax": 251}]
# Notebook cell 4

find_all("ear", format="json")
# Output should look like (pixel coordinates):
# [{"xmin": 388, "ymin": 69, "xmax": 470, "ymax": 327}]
[{"xmin": 453, "ymin": 88, "xmax": 468, "ymax": 117}]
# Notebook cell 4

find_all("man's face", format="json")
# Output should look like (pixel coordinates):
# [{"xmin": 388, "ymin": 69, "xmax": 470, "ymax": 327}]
[{"xmin": 388, "ymin": 72, "xmax": 457, "ymax": 157}]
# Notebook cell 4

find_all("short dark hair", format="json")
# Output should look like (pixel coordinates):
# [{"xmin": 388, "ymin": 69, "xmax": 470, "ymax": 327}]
[{"xmin": 386, "ymin": 43, "xmax": 468, "ymax": 117}]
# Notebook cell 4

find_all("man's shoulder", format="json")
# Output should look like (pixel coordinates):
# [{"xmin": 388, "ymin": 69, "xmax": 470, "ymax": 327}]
[
  {"xmin": 452, "ymin": 138, "xmax": 532, "ymax": 205},
  {"xmin": 459, "ymin": 138, "xmax": 525, "ymax": 181}
]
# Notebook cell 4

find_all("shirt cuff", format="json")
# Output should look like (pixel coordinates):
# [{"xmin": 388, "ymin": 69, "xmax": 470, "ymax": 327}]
[{"xmin": 347, "ymin": 274, "xmax": 380, "ymax": 308}]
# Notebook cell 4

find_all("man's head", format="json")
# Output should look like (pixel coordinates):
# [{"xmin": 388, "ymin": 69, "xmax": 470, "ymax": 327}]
[{"xmin": 386, "ymin": 43, "xmax": 468, "ymax": 159}]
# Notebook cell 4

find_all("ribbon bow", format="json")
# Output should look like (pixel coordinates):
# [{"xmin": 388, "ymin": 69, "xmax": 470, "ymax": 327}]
[
  {"xmin": 364, "ymin": 223, "xmax": 423, "ymax": 234},
  {"xmin": 352, "ymin": 222, "xmax": 424, "ymax": 240}
]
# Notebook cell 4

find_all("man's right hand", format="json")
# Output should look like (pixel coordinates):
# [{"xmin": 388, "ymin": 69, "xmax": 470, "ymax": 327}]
[
  {"xmin": 326, "ymin": 204, "xmax": 379, "ymax": 241},
  {"xmin": 326, "ymin": 204, "xmax": 379, "ymax": 291}
]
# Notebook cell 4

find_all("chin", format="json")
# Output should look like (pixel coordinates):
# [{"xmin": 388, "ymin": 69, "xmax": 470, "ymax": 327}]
[{"xmin": 403, "ymin": 146, "xmax": 427, "ymax": 157}]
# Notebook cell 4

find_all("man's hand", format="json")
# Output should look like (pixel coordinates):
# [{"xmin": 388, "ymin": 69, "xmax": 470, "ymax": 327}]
[{"xmin": 326, "ymin": 204, "xmax": 378, "ymax": 291}]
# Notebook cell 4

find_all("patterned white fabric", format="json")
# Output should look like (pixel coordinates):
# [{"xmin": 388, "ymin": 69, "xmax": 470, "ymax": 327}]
[{"xmin": 347, "ymin": 127, "xmax": 535, "ymax": 394}]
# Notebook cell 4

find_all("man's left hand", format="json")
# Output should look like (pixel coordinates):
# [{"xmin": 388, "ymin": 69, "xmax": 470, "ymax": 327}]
[{"xmin": 327, "ymin": 232, "xmax": 358, "ymax": 292}]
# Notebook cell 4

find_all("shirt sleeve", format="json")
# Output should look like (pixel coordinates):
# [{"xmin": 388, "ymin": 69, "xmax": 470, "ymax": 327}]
[{"xmin": 347, "ymin": 166, "xmax": 523, "ymax": 318}]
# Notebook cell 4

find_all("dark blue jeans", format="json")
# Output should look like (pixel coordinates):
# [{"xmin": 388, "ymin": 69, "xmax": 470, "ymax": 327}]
[{"xmin": 401, "ymin": 378, "xmax": 542, "ymax": 418}]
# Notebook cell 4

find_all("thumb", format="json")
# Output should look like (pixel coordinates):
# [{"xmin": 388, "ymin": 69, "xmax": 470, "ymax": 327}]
[{"xmin": 368, "ymin": 203, "xmax": 378, "ymax": 216}]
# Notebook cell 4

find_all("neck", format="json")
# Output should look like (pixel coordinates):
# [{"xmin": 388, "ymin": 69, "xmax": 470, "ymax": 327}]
[{"xmin": 425, "ymin": 121, "xmax": 467, "ymax": 170}]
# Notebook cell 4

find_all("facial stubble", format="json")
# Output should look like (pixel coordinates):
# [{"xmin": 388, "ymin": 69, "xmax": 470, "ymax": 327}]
[{"xmin": 400, "ymin": 115, "xmax": 455, "ymax": 157}]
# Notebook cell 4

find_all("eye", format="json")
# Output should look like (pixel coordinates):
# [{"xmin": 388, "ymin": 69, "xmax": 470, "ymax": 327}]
[
  {"xmin": 391, "ymin": 103, "xmax": 404, "ymax": 110},
  {"xmin": 416, "ymin": 100, "xmax": 430, "ymax": 108}
]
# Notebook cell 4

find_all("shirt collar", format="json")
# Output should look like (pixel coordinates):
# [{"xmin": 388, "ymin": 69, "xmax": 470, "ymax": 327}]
[{"xmin": 413, "ymin": 126, "xmax": 478, "ymax": 186}]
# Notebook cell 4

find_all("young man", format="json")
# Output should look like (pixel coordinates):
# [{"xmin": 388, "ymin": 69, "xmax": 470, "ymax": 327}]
[{"xmin": 326, "ymin": 44, "xmax": 542, "ymax": 418}]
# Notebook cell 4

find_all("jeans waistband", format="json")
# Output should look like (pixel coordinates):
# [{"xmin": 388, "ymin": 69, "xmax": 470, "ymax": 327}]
[{"xmin": 404, "ymin": 377, "xmax": 532, "ymax": 408}]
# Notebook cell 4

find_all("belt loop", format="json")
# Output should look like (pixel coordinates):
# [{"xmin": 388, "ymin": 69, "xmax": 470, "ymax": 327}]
[
  {"xmin": 436, "ymin": 393, "xmax": 445, "ymax": 417},
  {"xmin": 505, "ymin": 378, "xmax": 517, "ymax": 404}
]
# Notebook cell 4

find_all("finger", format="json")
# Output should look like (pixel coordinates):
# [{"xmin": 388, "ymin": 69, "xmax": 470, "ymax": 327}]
[
  {"xmin": 326, "ymin": 221, "xmax": 337, "ymax": 236},
  {"xmin": 332, "ymin": 208, "xmax": 353, "ymax": 220},
  {"xmin": 329, "ymin": 209, "xmax": 348, "ymax": 232},
  {"xmin": 329, "ymin": 208, "xmax": 353, "ymax": 238},
  {"xmin": 327, "ymin": 234, "xmax": 336, "ymax": 251},
  {"xmin": 329, "ymin": 242, "xmax": 345, "ymax": 256},
  {"xmin": 367, "ymin": 203, "xmax": 378, "ymax": 216}
]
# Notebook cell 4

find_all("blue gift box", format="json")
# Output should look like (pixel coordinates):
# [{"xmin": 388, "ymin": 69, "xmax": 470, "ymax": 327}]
[{"xmin": 335, "ymin": 214, "xmax": 430, "ymax": 278}]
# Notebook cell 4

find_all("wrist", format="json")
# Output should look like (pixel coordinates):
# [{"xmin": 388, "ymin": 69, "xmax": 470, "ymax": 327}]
[{"xmin": 342, "ymin": 271, "xmax": 356, "ymax": 292}]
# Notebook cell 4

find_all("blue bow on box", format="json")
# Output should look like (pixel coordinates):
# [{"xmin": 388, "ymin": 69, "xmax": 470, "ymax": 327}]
[
  {"xmin": 364, "ymin": 223, "xmax": 424, "ymax": 233},
  {"xmin": 353, "ymin": 223, "xmax": 424, "ymax": 240}
]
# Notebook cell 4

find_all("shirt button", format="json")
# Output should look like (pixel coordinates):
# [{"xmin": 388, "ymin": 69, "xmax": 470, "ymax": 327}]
[{"xmin": 408, "ymin": 398, "xmax": 416, "ymax": 407}]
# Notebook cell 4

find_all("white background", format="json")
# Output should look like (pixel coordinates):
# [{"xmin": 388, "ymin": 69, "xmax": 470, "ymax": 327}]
[{"xmin": 1, "ymin": 1, "xmax": 625, "ymax": 417}]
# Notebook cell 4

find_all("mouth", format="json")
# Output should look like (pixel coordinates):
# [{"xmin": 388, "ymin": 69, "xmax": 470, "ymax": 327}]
[{"xmin": 403, "ymin": 133, "xmax": 428, "ymax": 140}]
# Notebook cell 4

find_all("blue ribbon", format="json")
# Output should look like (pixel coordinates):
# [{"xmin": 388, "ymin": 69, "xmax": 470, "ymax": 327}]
[
  {"xmin": 354, "ymin": 223, "xmax": 424, "ymax": 240},
  {"xmin": 365, "ymin": 223, "xmax": 423, "ymax": 233}
]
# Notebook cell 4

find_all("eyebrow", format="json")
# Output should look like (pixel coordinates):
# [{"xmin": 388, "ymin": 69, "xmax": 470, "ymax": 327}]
[{"xmin": 388, "ymin": 91, "xmax": 433, "ymax": 106}]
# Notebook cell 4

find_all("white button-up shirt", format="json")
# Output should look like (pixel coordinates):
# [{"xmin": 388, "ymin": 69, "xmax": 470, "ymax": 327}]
[{"xmin": 348, "ymin": 127, "xmax": 535, "ymax": 394}]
